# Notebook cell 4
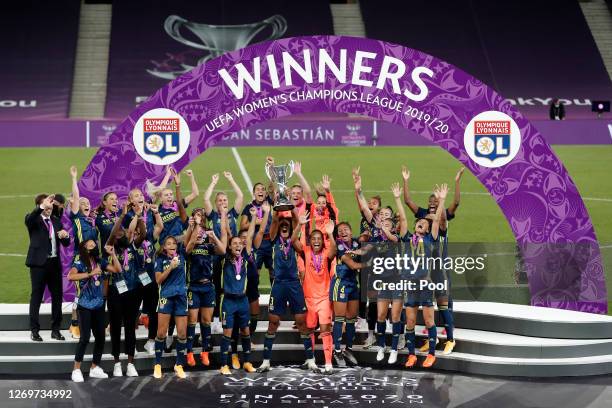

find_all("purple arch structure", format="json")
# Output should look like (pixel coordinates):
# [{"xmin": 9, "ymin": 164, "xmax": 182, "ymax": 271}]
[{"xmin": 61, "ymin": 36, "xmax": 606, "ymax": 314}]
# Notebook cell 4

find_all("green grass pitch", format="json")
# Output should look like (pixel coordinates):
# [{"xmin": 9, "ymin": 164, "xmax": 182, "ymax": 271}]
[{"xmin": 0, "ymin": 146, "xmax": 610, "ymax": 311}]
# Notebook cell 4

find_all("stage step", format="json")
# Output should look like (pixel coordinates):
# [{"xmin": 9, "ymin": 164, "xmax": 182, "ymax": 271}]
[
  {"xmin": 2, "ymin": 324, "xmax": 612, "ymax": 360},
  {"xmin": 4, "ymin": 299, "xmax": 612, "ymax": 338},
  {"xmin": 2, "ymin": 343, "xmax": 612, "ymax": 378}
]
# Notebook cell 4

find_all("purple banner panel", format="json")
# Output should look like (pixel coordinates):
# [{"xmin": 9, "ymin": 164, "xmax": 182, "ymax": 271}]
[
  {"xmin": 72, "ymin": 36, "xmax": 605, "ymax": 313},
  {"xmin": 214, "ymin": 118, "xmax": 374, "ymax": 147},
  {"xmin": 1, "ymin": 118, "xmax": 610, "ymax": 147},
  {"xmin": 105, "ymin": 0, "xmax": 334, "ymax": 119},
  {"xmin": 0, "ymin": 1, "xmax": 80, "ymax": 119},
  {"xmin": 360, "ymin": 0, "xmax": 612, "ymax": 120},
  {"xmin": 0, "ymin": 121, "xmax": 85, "ymax": 147}
]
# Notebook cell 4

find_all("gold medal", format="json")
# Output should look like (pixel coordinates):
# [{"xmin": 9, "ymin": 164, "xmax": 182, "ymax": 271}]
[{"xmin": 146, "ymin": 257, "xmax": 152, "ymax": 263}]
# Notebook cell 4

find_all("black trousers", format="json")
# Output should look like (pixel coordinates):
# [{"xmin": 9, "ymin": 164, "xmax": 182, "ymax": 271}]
[
  {"xmin": 74, "ymin": 305, "xmax": 105, "ymax": 364},
  {"xmin": 141, "ymin": 281, "xmax": 159, "ymax": 339},
  {"xmin": 107, "ymin": 286, "xmax": 140, "ymax": 359},
  {"xmin": 29, "ymin": 257, "xmax": 63, "ymax": 332}
]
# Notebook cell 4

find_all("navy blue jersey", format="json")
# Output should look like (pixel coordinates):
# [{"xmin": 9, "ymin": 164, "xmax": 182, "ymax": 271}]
[
  {"xmin": 221, "ymin": 255, "xmax": 248, "ymax": 295},
  {"xmin": 415, "ymin": 207, "xmax": 455, "ymax": 221},
  {"xmin": 155, "ymin": 250, "xmax": 187, "ymax": 298},
  {"xmin": 159, "ymin": 205, "xmax": 186, "ymax": 244},
  {"xmin": 271, "ymin": 236, "xmax": 298, "ymax": 282},
  {"xmin": 335, "ymin": 238, "xmax": 361, "ymax": 282},
  {"xmin": 207, "ymin": 208, "xmax": 239, "ymax": 237},
  {"xmin": 241, "ymin": 198, "xmax": 273, "ymax": 235},
  {"xmin": 70, "ymin": 211, "xmax": 98, "ymax": 254},
  {"xmin": 73, "ymin": 259, "xmax": 106, "ymax": 310},
  {"xmin": 188, "ymin": 241, "xmax": 216, "ymax": 284},
  {"xmin": 111, "ymin": 244, "xmax": 145, "ymax": 291},
  {"xmin": 400, "ymin": 232, "xmax": 438, "ymax": 279},
  {"xmin": 123, "ymin": 209, "xmax": 156, "ymax": 243},
  {"xmin": 95, "ymin": 211, "xmax": 119, "ymax": 248}
]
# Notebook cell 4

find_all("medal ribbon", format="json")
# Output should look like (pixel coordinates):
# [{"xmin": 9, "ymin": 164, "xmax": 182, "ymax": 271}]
[
  {"xmin": 162, "ymin": 202, "xmax": 178, "ymax": 212},
  {"xmin": 280, "ymin": 237, "xmax": 291, "ymax": 257},
  {"xmin": 122, "ymin": 248, "xmax": 130, "ymax": 271},
  {"xmin": 90, "ymin": 260, "xmax": 99, "ymax": 284},
  {"xmin": 311, "ymin": 251, "xmax": 323, "ymax": 274},
  {"xmin": 234, "ymin": 255, "xmax": 243, "ymax": 278}
]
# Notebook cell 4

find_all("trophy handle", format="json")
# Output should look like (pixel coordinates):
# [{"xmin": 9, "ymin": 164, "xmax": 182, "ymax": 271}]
[
  {"xmin": 164, "ymin": 15, "xmax": 214, "ymax": 51},
  {"xmin": 286, "ymin": 160, "xmax": 295, "ymax": 179},
  {"xmin": 259, "ymin": 14, "xmax": 288, "ymax": 41},
  {"xmin": 264, "ymin": 163, "xmax": 274, "ymax": 182}
]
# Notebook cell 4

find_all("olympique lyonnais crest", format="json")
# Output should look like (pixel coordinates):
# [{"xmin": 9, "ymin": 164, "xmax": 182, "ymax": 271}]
[
  {"xmin": 143, "ymin": 118, "xmax": 180, "ymax": 159},
  {"xmin": 473, "ymin": 120, "xmax": 510, "ymax": 161}
]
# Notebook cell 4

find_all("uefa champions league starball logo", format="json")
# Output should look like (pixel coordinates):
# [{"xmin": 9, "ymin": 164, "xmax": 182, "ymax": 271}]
[
  {"xmin": 464, "ymin": 111, "xmax": 521, "ymax": 168},
  {"xmin": 133, "ymin": 108, "xmax": 191, "ymax": 165}
]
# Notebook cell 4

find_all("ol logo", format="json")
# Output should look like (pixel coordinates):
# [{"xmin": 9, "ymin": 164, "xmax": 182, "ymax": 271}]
[
  {"xmin": 464, "ymin": 111, "xmax": 521, "ymax": 168},
  {"xmin": 133, "ymin": 108, "xmax": 190, "ymax": 165}
]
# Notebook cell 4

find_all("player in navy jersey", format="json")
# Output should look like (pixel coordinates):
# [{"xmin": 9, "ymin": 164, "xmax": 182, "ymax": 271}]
[
  {"xmin": 240, "ymin": 182, "xmax": 274, "ymax": 283},
  {"xmin": 124, "ymin": 188, "xmax": 164, "ymax": 355},
  {"xmin": 374, "ymin": 184, "xmax": 411, "ymax": 365},
  {"xmin": 257, "ymin": 209, "xmax": 315, "ymax": 373},
  {"xmin": 184, "ymin": 208, "xmax": 227, "ymax": 368},
  {"xmin": 403, "ymin": 167, "xmax": 464, "ymax": 355},
  {"xmin": 330, "ymin": 221, "xmax": 364, "ymax": 367},
  {"xmin": 218, "ymin": 230, "xmax": 258, "ymax": 375},
  {"xmin": 402, "ymin": 184, "xmax": 448, "ymax": 369},
  {"xmin": 204, "ymin": 171, "xmax": 244, "ymax": 345},
  {"xmin": 69, "ymin": 239, "xmax": 121, "ymax": 382},
  {"xmin": 158, "ymin": 169, "xmax": 188, "ymax": 244},
  {"xmin": 94, "ymin": 191, "xmax": 119, "ymax": 253},
  {"xmin": 153, "ymin": 236, "xmax": 189, "ymax": 379},
  {"xmin": 105, "ymin": 203, "xmax": 147, "ymax": 378},
  {"xmin": 68, "ymin": 166, "xmax": 99, "ymax": 339}
]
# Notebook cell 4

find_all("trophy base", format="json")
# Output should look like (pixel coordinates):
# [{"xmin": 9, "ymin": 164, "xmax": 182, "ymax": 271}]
[{"xmin": 273, "ymin": 203, "xmax": 295, "ymax": 212}]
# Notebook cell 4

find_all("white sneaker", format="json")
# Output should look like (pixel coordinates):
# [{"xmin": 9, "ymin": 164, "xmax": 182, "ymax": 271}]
[
  {"xmin": 323, "ymin": 364, "xmax": 333, "ymax": 374},
  {"xmin": 256, "ymin": 359, "xmax": 271, "ymax": 373},
  {"xmin": 90, "ymin": 366, "xmax": 109, "ymax": 379},
  {"xmin": 126, "ymin": 363, "xmax": 139, "ymax": 377},
  {"xmin": 398, "ymin": 335, "xmax": 406, "ymax": 350},
  {"xmin": 376, "ymin": 346, "xmax": 385, "ymax": 362},
  {"xmin": 113, "ymin": 362, "xmax": 123, "ymax": 377},
  {"xmin": 356, "ymin": 317, "xmax": 368, "ymax": 331},
  {"xmin": 388, "ymin": 350, "xmax": 398, "ymax": 364},
  {"xmin": 212, "ymin": 319, "xmax": 223, "ymax": 334},
  {"xmin": 144, "ymin": 339, "xmax": 155, "ymax": 355},
  {"xmin": 71, "ymin": 369, "xmax": 84, "ymax": 383},
  {"xmin": 303, "ymin": 358, "xmax": 319, "ymax": 372},
  {"xmin": 363, "ymin": 332, "xmax": 376, "ymax": 349}
]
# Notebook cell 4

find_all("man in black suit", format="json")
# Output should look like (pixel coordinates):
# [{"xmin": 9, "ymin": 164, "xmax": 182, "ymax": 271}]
[{"xmin": 25, "ymin": 194, "xmax": 71, "ymax": 341}]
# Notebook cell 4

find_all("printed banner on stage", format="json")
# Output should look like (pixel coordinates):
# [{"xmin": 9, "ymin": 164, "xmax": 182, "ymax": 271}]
[
  {"xmin": 105, "ymin": 0, "xmax": 334, "ymax": 118},
  {"xmin": 0, "ymin": 1, "xmax": 80, "ymax": 119}
]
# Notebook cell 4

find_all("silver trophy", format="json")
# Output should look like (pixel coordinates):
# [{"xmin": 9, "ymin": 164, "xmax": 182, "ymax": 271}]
[
  {"xmin": 265, "ymin": 161, "xmax": 295, "ymax": 211},
  {"xmin": 148, "ymin": 14, "xmax": 287, "ymax": 79}
]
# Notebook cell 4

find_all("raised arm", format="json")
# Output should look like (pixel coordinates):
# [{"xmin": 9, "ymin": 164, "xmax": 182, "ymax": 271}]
[
  {"xmin": 325, "ymin": 220, "xmax": 337, "ymax": 260},
  {"xmin": 269, "ymin": 210, "xmax": 280, "ymax": 242},
  {"xmin": 431, "ymin": 184, "xmax": 448, "ymax": 240},
  {"xmin": 134, "ymin": 216, "xmax": 146, "ymax": 247},
  {"xmin": 293, "ymin": 162, "xmax": 313, "ymax": 205},
  {"xmin": 215, "ymin": 208, "xmax": 228, "ymax": 255},
  {"xmin": 402, "ymin": 166, "xmax": 419, "ymax": 215},
  {"xmin": 354, "ymin": 173, "xmax": 373, "ymax": 222},
  {"xmin": 291, "ymin": 211, "xmax": 309, "ymax": 253},
  {"xmin": 224, "ymin": 171, "xmax": 244, "ymax": 213},
  {"xmin": 150, "ymin": 204, "xmax": 164, "ymax": 240},
  {"xmin": 253, "ymin": 201, "xmax": 271, "ymax": 249},
  {"xmin": 70, "ymin": 166, "xmax": 80, "ymax": 214},
  {"xmin": 106, "ymin": 202, "xmax": 130, "ymax": 246},
  {"xmin": 173, "ymin": 169, "xmax": 188, "ymax": 223},
  {"xmin": 203, "ymin": 173, "xmax": 219, "ymax": 215},
  {"xmin": 182, "ymin": 169, "xmax": 200, "ymax": 206},
  {"xmin": 246, "ymin": 207, "xmax": 257, "ymax": 254},
  {"xmin": 185, "ymin": 222, "xmax": 200, "ymax": 254},
  {"xmin": 103, "ymin": 245, "xmax": 122, "ymax": 273},
  {"xmin": 392, "ymin": 182, "xmax": 408, "ymax": 237},
  {"xmin": 447, "ymin": 167, "xmax": 464, "ymax": 216},
  {"xmin": 25, "ymin": 197, "xmax": 51, "ymax": 229}
]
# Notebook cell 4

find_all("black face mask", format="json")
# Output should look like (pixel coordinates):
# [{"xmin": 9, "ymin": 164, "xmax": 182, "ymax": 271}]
[
  {"xmin": 52, "ymin": 205, "xmax": 64, "ymax": 218},
  {"xmin": 88, "ymin": 247, "xmax": 99, "ymax": 259}
]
